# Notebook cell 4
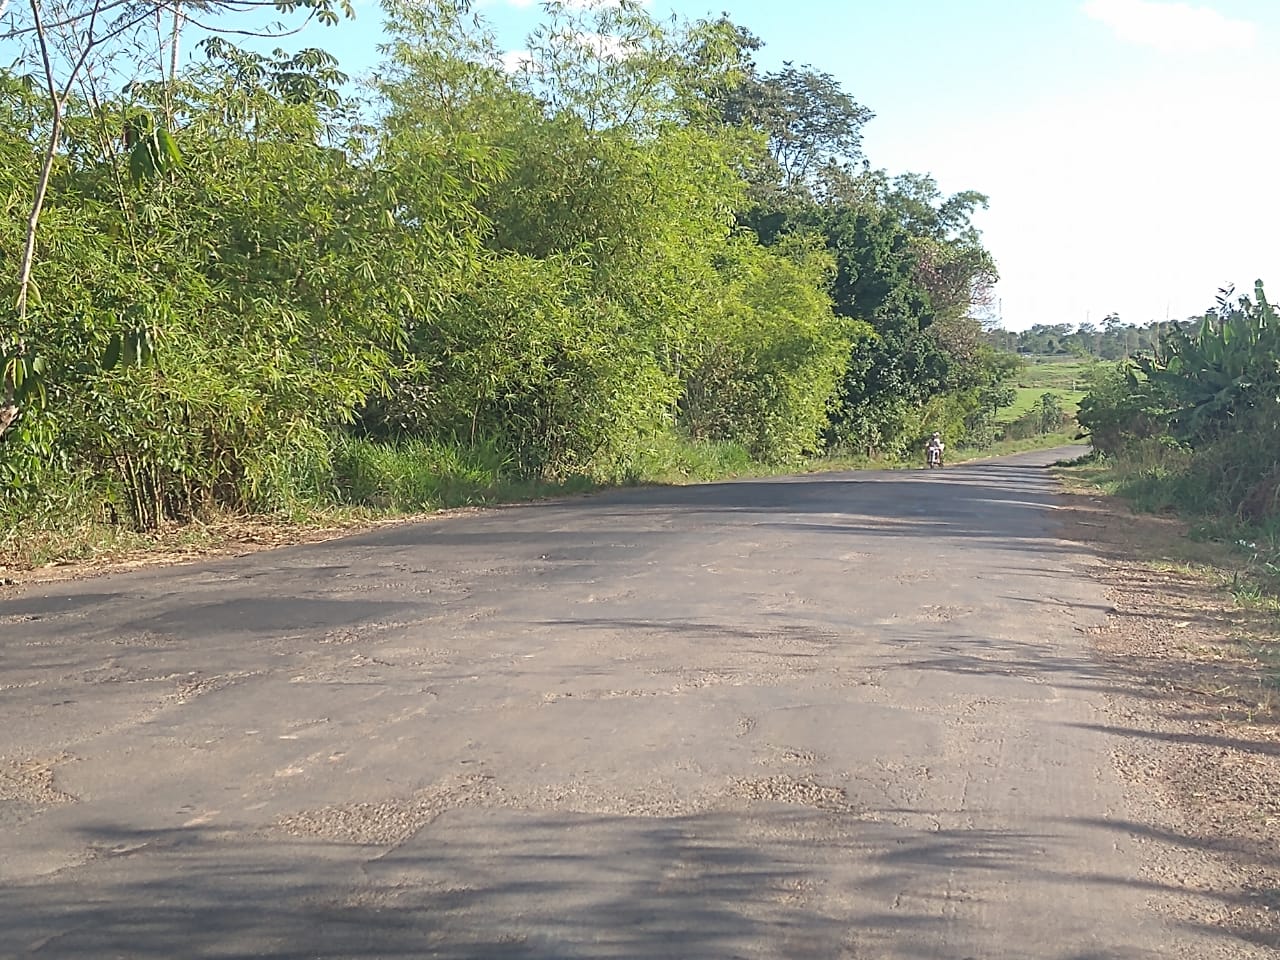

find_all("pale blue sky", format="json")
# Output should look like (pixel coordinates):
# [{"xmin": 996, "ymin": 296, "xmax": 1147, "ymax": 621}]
[{"xmin": 273, "ymin": 0, "xmax": 1280, "ymax": 329}]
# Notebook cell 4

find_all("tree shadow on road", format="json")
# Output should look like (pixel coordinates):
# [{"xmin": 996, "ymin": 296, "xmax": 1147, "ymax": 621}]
[{"xmin": 3, "ymin": 802, "xmax": 1258, "ymax": 959}]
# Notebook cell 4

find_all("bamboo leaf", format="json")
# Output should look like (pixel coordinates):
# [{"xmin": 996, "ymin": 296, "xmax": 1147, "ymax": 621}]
[
  {"xmin": 129, "ymin": 143, "xmax": 152, "ymax": 185},
  {"xmin": 156, "ymin": 128, "xmax": 182, "ymax": 169}
]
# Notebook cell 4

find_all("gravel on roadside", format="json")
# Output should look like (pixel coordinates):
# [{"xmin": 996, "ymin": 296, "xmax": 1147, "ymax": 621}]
[{"xmin": 1060, "ymin": 493, "xmax": 1280, "ymax": 952}]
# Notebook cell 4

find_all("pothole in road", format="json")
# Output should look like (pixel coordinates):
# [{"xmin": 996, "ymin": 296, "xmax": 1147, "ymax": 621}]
[
  {"xmin": 274, "ymin": 768, "xmax": 873, "ymax": 852},
  {"xmin": 906, "ymin": 604, "xmax": 972, "ymax": 623},
  {"xmin": 539, "ymin": 664, "xmax": 808, "ymax": 704},
  {"xmin": 277, "ymin": 774, "xmax": 498, "ymax": 845},
  {"xmin": 508, "ymin": 781, "xmax": 710, "ymax": 818},
  {"xmin": 0, "ymin": 754, "xmax": 76, "ymax": 806},
  {"xmin": 753, "ymin": 746, "xmax": 822, "ymax": 767},
  {"xmin": 894, "ymin": 570, "xmax": 936, "ymax": 584},
  {"xmin": 726, "ymin": 775, "xmax": 858, "ymax": 813},
  {"xmin": 170, "ymin": 671, "xmax": 256, "ymax": 704},
  {"xmin": 108, "ymin": 631, "xmax": 179, "ymax": 648}
]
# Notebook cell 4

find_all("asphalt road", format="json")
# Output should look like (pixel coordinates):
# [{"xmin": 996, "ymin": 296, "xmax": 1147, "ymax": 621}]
[{"xmin": 0, "ymin": 449, "xmax": 1238, "ymax": 958}]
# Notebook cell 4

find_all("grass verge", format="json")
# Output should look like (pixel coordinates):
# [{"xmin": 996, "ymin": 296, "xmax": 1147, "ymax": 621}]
[
  {"xmin": 1059, "ymin": 454, "xmax": 1280, "ymax": 689},
  {"xmin": 0, "ymin": 432, "xmax": 1080, "ymax": 579},
  {"xmin": 0, "ymin": 435, "xmax": 802, "ymax": 576},
  {"xmin": 1055, "ymin": 486, "xmax": 1280, "ymax": 947}
]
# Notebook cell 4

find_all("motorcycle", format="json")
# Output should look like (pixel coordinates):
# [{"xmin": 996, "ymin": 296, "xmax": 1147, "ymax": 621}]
[{"xmin": 925, "ymin": 443, "xmax": 944, "ymax": 469}]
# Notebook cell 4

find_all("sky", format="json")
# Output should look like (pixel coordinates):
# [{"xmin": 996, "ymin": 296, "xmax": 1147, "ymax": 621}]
[{"xmin": 267, "ymin": 0, "xmax": 1280, "ymax": 330}]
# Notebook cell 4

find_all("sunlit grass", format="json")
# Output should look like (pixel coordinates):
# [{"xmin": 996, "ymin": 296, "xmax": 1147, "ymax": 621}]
[
  {"xmin": 1060, "ymin": 451, "xmax": 1280, "ymax": 689},
  {"xmin": 1, "ymin": 430, "xmax": 1084, "ymax": 572},
  {"xmin": 1019, "ymin": 356, "xmax": 1093, "ymax": 389},
  {"xmin": 999, "ymin": 387, "xmax": 1088, "ymax": 422}
]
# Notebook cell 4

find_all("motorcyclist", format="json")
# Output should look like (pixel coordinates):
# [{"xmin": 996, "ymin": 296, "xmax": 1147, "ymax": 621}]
[{"xmin": 925, "ymin": 432, "xmax": 945, "ymax": 466}]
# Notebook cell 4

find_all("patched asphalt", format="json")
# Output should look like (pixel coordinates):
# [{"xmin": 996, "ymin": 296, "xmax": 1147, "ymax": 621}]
[{"xmin": 0, "ymin": 449, "xmax": 1246, "ymax": 958}]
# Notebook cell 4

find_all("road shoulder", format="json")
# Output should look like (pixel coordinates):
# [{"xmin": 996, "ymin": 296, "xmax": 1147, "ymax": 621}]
[{"xmin": 1057, "ymin": 490, "xmax": 1280, "ymax": 952}]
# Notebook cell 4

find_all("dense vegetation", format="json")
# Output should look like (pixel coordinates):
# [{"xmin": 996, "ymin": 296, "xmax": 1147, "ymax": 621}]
[
  {"xmin": 1, "ymin": 0, "xmax": 1017, "ymax": 553},
  {"xmin": 1075, "ymin": 282, "xmax": 1280, "ymax": 563}
]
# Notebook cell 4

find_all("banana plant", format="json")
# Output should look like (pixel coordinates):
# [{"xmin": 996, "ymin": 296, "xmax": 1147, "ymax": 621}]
[{"xmin": 1137, "ymin": 282, "xmax": 1280, "ymax": 445}]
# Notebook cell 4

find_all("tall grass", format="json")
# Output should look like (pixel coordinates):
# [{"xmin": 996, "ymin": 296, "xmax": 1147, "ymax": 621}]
[
  {"xmin": 1091, "ymin": 440, "xmax": 1203, "ymax": 514},
  {"xmin": 1097, "ymin": 426, "xmax": 1280, "ymax": 522},
  {"xmin": 0, "ymin": 481, "xmax": 146, "ymax": 569},
  {"xmin": 330, "ymin": 436, "xmax": 597, "ymax": 510},
  {"xmin": 625, "ymin": 434, "xmax": 755, "ymax": 484},
  {"xmin": 1078, "ymin": 437, "xmax": 1280, "ymax": 605}
]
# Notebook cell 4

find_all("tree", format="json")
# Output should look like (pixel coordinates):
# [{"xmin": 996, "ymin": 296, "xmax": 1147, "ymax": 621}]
[
  {"xmin": 1037, "ymin": 392, "xmax": 1064, "ymax": 434},
  {"xmin": 0, "ymin": 0, "xmax": 353, "ymax": 444},
  {"xmin": 368, "ymin": 0, "xmax": 855, "ymax": 478},
  {"xmin": 680, "ymin": 235, "xmax": 858, "ymax": 461},
  {"xmin": 700, "ymin": 24, "xmax": 1002, "ymax": 459},
  {"xmin": 716, "ymin": 58, "xmax": 873, "ymax": 192},
  {"xmin": 1075, "ymin": 362, "xmax": 1164, "ymax": 455},
  {"xmin": 0, "ymin": 23, "xmax": 495, "ymax": 526}
]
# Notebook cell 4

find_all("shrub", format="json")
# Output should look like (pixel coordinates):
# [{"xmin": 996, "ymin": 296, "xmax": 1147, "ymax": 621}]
[{"xmin": 1075, "ymin": 362, "xmax": 1166, "ymax": 455}]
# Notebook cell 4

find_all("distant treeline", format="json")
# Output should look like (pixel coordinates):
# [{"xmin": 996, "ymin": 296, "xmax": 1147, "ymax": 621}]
[{"xmin": 986, "ymin": 318, "xmax": 1194, "ymax": 360}]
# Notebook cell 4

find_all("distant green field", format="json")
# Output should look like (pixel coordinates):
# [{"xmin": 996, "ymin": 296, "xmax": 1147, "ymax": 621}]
[
  {"xmin": 1020, "ymin": 356, "xmax": 1092, "ymax": 390},
  {"xmin": 1001, "ymin": 386, "xmax": 1088, "ymax": 421},
  {"xmin": 996, "ymin": 356, "xmax": 1095, "ymax": 424}
]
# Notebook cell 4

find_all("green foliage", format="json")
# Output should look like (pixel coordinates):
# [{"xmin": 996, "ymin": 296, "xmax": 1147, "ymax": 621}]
[
  {"xmin": 716, "ymin": 60, "xmax": 874, "ymax": 190},
  {"xmin": 1080, "ymin": 282, "xmax": 1280, "ymax": 496},
  {"xmin": 1137, "ymin": 283, "xmax": 1280, "ymax": 445},
  {"xmin": 2, "ymin": 39, "xmax": 489, "ymax": 529},
  {"xmin": 736, "ymin": 154, "xmax": 1005, "ymax": 457},
  {"xmin": 1036, "ymin": 392, "xmax": 1064, "ymax": 434},
  {"xmin": 1080, "ymin": 280, "xmax": 1280, "ymax": 539},
  {"xmin": 333, "ymin": 436, "xmax": 522, "ymax": 510},
  {"xmin": 423, "ymin": 253, "xmax": 680, "ymax": 480},
  {"xmin": 0, "ymin": 0, "xmax": 1012, "ymax": 556},
  {"xmin": 625, "ymin": 433, "xmax": 754, "ymax": 484},
  {"xmin": 1075, "ymin": 361, "xmax": 1166, "ymax": 455},
  {"xmin": 122, "ymin": 110, "xmax": 184, "ymax": 185},
  {"xmin": 814, "ymin": 204, "xmax": 939, "ymax": 455},
  {"xmin": 680, "ymin": 236, "xmax": 860, "ymax": 462},
  {"xmin": 993, "ymin": 391, "xmax": 1067, "ymax": 441}
]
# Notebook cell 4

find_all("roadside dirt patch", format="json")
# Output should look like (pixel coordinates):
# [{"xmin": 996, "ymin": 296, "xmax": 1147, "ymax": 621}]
[
  {"xmin": 0, "ymin": 517, "xmax": 371, "ymax": 593},
  {"xmin": 1059, "ymin": 492, "xmax": 1280, "ymax": 950},
  {"xmin": 0, "ymin": 508, "xmax": 486, "ymax": 595}
]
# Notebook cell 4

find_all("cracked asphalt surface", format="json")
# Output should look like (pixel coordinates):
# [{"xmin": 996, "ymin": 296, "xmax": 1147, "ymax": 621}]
[{"xmin": 0, "ymin": 449, "xmax": 1248, "ymax": 958}]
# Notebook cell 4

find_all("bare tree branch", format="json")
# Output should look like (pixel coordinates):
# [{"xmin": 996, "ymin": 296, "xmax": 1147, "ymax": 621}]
[
  {"xmin": 0, "ymin": 0, "xmax": 315, "ymax": 41},
  {"xmin": 16, "ymin": 0, "xmax": 62, "ymax": 322},
  {"xmin": 181, "ymin": 7, "xmax": 316, "ymax": 39}
]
